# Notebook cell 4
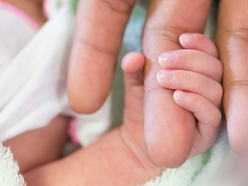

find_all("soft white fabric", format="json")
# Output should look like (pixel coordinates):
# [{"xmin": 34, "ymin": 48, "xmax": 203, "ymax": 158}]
[
  {"xmin": 141, "ymin": 124, "xmax": 229, "ymax": 186},
  {"xmin": 0, "ymin": 143, "xmax": 26, "ymax": 186},
  {"xmin": 0, "ymin": 3, "xmax": 36, "ymax": 77},
  {"xmin": 0, "ymin": 3, "xmax": 111, "ymax": 145},
  {"xmin": 74, "ymin": 95, "xmax": 112, "ymax": 146},
  {"xmin": 43, "ymin": 0, "xmax": 73, "ymax": 18}
]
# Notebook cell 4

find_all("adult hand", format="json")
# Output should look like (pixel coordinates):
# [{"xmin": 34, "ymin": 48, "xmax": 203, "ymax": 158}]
[
  {"xmin": 68, "ymin": 0, "xmax": 215, "ymax": 168},
  {"xmin": 216, "ymin": 0, "xmax": 248, "ymax": 154},
  {"xmin": 142, "ymin": 0, "xmax": 212, "ymax": 167}
]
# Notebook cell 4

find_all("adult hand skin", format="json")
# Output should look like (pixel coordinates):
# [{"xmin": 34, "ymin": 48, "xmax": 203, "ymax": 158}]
[
  {"xmin": 142, "ymin": 0, "xmax": 212, "ymax": 167},
  {"xmin": 216, "ymin": 0, "xmax": 248, "ymax": 154},
  {"xmin": 68, "ymin": 0, "xmax": 215, "ymax": 168},
  {"xmin": 67, "ymin": 0, "xmax": 137, "ymax": 114}
]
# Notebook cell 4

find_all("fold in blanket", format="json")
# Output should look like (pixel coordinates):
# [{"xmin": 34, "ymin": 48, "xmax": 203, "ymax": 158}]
[{"xmin": 0, "ymin": 1, "xmax": 111, "ymax": 146}]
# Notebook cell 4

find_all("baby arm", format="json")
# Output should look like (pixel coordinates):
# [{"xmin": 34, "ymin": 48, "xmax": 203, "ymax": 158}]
[
  {"xmin": 24, "ymin": 53, "xmax": 163, "ymax": 186},
  {"xmin": 23, "ymin": 34, "xmax": 223, "ymax": 185},
  {"xmin": 67, "ymin": 0, "xmax": 217, "ymax": 169}
]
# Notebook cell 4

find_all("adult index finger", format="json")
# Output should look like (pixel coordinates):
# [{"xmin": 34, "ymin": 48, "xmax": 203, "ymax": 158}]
[
  {"xmin": 68, "ymin": 0, "xmax": 137, "ymax": 114},
  {"xmin": 142, "ymin": 0, "xmax": 212, "ymax": 167}
]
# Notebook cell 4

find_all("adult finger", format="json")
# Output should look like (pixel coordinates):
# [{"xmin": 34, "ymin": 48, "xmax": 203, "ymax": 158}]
[
  {"xmin": 216, "ymin": 0, "xmax": 248, "ymax": 154},
  {"xmin": 142, "ymin": 0, "xmax": 212, "ymax": 167},
  {"xmin": 68, "ymin": 0, "xmax": 137, "ymax": 114}
]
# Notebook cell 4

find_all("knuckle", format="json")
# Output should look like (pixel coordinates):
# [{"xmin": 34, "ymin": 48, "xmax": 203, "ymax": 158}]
[
  {"xmin": 197, "ymin": 96, "xmax": 205, "ymax": 111},
  {"xmin": 184, "ymin": 71, "xmax": 193, "ymax": 85},
  {"xmin": 209, "ymin": 110, "xmax": 222, "ymax": 129},
  {"xmin": 193, "ymin": 136, "xmax": 212, "ymax": 154},
  {"xmin": 190, "ymin": 94, "xmax": 205, "ymax": 112},
  {"xmin": 186, "ymin": 50, "xmax": 194, "ymax": 64},
  {"xmin": 143, "ymin": 26, "xmax": 183, "ymax": 46},
  {"xmin": 226, "ymin": 79, "xmax": 248, "ymax": 90},
  {"xmin": 212, "ymin": 82, "xmax": 223, "ymax": 106},
  {"xmin": 212, "ymin": 57, "xmax": 223, "ymax": 81},
  {"xmin": 98, "ymin": 0, "xmax": 135, "ymax": 14},
  {"xmin": 76, "ymin": 37, "xmax": 118, "ymax": 57},
  {"xmin": 176, "ymin": 71, "xmax": 191, "ymax": 85},
  {"xmin": 222, "ymin": 28, "xmax": 248, "ymax": 42}
]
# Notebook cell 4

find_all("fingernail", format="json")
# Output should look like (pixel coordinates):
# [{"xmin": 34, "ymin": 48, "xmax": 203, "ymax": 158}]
[
  {"xmin": 158, "ymin": 52, "xmax": 177, "ymax": 66},
  {"xmin": 157, "ymin": 70, "xmax": 174, "ymax": 83},
  {"xmin": 180, "ymin": 34, "xmax": 197, "ymax": 44},
  {"xmin": 174, "ymin": 91, "xmax": 188, "ymax": 100}
]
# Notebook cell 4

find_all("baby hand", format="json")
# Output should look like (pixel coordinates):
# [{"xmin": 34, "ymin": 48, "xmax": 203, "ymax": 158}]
[{"xmin": 157, "ymin": 33, "xmax": 223, "ymax": 158}]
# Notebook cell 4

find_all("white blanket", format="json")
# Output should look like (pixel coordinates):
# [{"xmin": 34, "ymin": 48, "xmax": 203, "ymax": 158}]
[
  {"xmin": 0, "ymin": 144, "xmax": 26, "ymax": 186},
  {"xmin": 0, "ymin": 2, "xmax": 111, "ymax": 146}
]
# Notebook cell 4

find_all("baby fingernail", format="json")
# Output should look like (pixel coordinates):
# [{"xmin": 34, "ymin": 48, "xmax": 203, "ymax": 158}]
[
  {"xmin": 158, "ymin": 52, "xmax": 177, "ymax": 66},
  {"xmin": 157, "ymin": 70, "xmax": 174, "ymax": 83},
  {"xmin": 174, "ymin": 91, "xmax": 188, "ymax": 100},
  {"xmin": 180, "ymin": 34, "xmax": 197, "ymax": 44}
]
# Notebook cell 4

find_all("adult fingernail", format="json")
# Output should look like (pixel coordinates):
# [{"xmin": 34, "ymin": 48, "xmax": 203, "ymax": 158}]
[
  {"xmin": 180, "ymin": 34, "xmax": 197, "ymax": 44},
  {"xmin": 158, "ymin": 52, "xmax": 177, "ymax": 66},
  {"xmin": 157, "ymin": 70, "xmax": 174, "ymax": 83}
]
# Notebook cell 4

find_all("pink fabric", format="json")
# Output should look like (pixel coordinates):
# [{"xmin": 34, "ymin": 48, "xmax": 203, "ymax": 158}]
[
  {"xmin": 0, "ymin": 1, "xmax": 40, "ymax": 31},
  {"xmin": 68, "ymin": 118, "xmax": 80, "ymax": 144}
]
